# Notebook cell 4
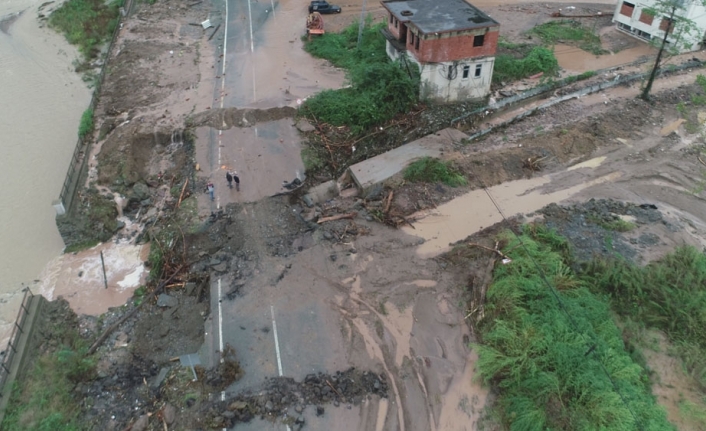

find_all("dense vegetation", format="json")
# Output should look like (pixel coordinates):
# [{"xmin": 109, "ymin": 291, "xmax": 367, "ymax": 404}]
[
  {"xmin": 493, "ymin": 46, "xmax": 559, "ymax": 84},
  {"xmin": 584, "ymin": 246, "xmax": 706, "ymax": 392},
  {"xmin": 302, "ymin": 20, "xmax": 419, "ymax": 133},
  {"xmin": 403, "ymin": 157, "xmax": 467, "ymax": 187},
  {"xmin": 1, "ymin": 329, "xmax": 94, "ymax": 430},
  {"xmin": 476, "ymin": 225, "xmax": 672, "ymax": 430},
  {"xmin": 49, "ymin": 0, "xmax": 123, "ymax": 59}
]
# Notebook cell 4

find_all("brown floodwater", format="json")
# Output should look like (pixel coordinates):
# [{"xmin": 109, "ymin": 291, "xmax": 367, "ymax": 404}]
[{"xmin": 0, "ymin": 2, "xmax": 91, "ymax": 343}]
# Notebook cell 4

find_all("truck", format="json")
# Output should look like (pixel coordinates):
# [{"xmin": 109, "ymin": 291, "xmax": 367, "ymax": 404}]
[{"xmin": 308, "ymin": 0, "xmax": 341, "ymax": 14}]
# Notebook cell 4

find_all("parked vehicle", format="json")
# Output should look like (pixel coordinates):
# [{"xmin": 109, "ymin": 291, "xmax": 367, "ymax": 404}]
[{"xmin": 308, "ymin": 1, "xmax": 341, "ymax": 14}]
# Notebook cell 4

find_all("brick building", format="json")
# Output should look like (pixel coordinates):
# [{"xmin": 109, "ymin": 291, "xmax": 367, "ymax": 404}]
[
  {"xmin": 381, "ymin": 0, "xmax": 499, "ymax": 102},
  {"xmin": 613, "ymin": 0, "xmax": 706, "ymax": 52}
]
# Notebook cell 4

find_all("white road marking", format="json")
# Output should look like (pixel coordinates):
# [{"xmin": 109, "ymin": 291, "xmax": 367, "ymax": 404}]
[
  {"xmin": 270, "ymin": 305, "xmax": 291, "ymax": 431},
  {"xmin": 218, "ymin": 278, "xmax": 224, "ymax": 362},
  {"xmin": 220, "ymin": 6, "xmax": 229, "ymax": 428},
  {"xmin": 270, "ymin": 0, "xmax": 276, "ymax": 21},
  {"xmin": 270, "ymin": 305, "xmax": 284, "ymax": 376},
  {"xmin": 246, "ymin": 0, "xmax": 254, "ymax": 53},
  {"xmin": 221, "ymin": 0, "xmax": 228, "ymax": 110}
]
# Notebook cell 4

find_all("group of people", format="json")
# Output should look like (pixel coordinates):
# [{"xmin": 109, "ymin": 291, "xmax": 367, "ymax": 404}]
[{"xmin": 206, "ymin": 170, "xmax": 240, "ymax": 201}]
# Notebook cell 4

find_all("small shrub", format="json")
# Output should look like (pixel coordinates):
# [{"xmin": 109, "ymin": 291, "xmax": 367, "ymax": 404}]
[
  {"xmin": 301, "ymin": 147, "xmax": 324, "ymax": 172},
  {"xmin": 404, "ymin": 157, "xmax": 467, "ymax": 187},
  {"xmin": 78, "ymin": 108, "xmax": 94, "ymax": 140}
]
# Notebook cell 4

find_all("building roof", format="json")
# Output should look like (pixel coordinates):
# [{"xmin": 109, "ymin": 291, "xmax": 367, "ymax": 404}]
[{"xmin": 381, "ymin": 0, "xmax": 498, "ymax": 34}]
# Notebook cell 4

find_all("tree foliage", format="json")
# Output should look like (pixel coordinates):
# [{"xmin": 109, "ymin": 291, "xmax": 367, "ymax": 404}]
[
  {"xmin": 302, "ymin": 20, "xmax": 419, "ymax": 134},
  {"xmin": 641, "ymin": 0, "xmax": 706, "ymax": 99},
  {"xmin": 476, "ymin": 225, "xmax": 673, "ymax": 430}
]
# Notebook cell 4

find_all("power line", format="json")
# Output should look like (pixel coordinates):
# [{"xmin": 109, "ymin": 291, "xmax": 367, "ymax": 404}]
[{"xmin": 443, "ymin": 130, "xmax": 645, "ymax": 430}]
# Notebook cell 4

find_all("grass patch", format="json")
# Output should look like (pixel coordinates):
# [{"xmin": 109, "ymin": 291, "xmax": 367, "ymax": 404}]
[
  {"xmin": 49, "ymin": 0, "xmax": 123, "ymax": 59},
  {"xmin": 588, "ymin": 216, "xmax": 636, "ymax": 232},
  {"xmin": 475, "ymin": 225, "xmax": 672, "ymax": 430},
  {"xmin": 563, "ymin": 70, "xmax": 597, "ymax": 85},
  {"xmin": 529, "ymin": 20, "xmax": 607, "ymax": 55},
  {"xmin": 679, "ymin": 399, "xmax": 706, "ymax": 425},
  {"xmin": 583, "ymin": 246, "xmax": 706, "ymax": 392},
  {"xmin": 1, "ymin": 333, "xmax": 94, "ymax": 430},
  {"xmin": 78, "ymin": 107, "xmax": 93, "ymax": 140},
  {"xmin": 403, "ymin": 157, "xmax": 467, "ymax": 187},
  {"xmin": 493, "ymin": 46, "xmax": 559, "ymax": 84},
  {"xmin": 301, "ymin": 146, "xmax": 324, "ymax": 172},
  {"xmin": 302, "ymin": 19, "xmax": 419, "ymax": 134},
  {"xmin": 64, "ymin": 238, "xmax": 100, "ymax": 253}
]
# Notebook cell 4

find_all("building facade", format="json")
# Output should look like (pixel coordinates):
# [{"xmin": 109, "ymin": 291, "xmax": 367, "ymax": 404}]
[
  {"xmin": 613, "ymin": 0, "xmax": 706, "ymax": 52},
  {"xmin": 381, "ymin": 0, "xmax": 500, "ymax": 103}
]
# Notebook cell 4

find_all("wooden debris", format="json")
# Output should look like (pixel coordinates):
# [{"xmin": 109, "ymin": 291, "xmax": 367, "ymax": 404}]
[
  {"xmin": 177, "ymin": 179, "xmax": 189, "ymax": 208},
  {"xmin": 467, "ymin": 241, "xmax": 511, "ymax": 261},
  {"xmin": 384, "ymin": 190, "xmax": 394, "ymax": 214},
  {"xmin": 523, "ymin": 156, "xmax": 546, "ymax": 172},
  {"xmin": 317, "ymin": 212, "xmax": 357, "ymax": 224}
]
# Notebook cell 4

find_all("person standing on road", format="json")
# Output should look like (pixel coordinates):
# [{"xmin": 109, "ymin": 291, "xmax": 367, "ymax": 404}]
[
  {"xmin": 226, "ymin": 171, "xmax": 233, "ymax": 189},
  {"xmin": 207, "ymin": 181, "xmax": 215, "ymax": 201},
  {"xmin": 232, "ymin": 171, "xmax": 240, "ymax": 191}
]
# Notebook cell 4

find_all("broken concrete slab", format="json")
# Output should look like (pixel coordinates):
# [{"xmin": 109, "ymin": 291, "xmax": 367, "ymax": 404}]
[
  {"xmin": 304, "ymin": 180, "xmax": 339, "ymax": 205},
  {"xmin": 348, "ymin": 128, "xmax": 467, "ymax": 193},
  {"xmin": 157, "ymin": 294, "xmax": 178, "ymax": 308}
]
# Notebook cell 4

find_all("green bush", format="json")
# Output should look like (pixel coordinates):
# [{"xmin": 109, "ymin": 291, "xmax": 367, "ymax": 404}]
[
  {"xmin": 403, "ymin": 157, "xmax": 467, "ymax": 187},
  {"xmin": 529, "ymin": 20, "xmax": 607, "ymax": 55},
  {"xmin": 78, "ymin": 107, "xmax": 93, "ymax": 140},
  {"xmin": 302, "ymin": 20, "xmax": 419, "ymax": 133},
  {"xmin": 583, "ymin": 246, "xmax": 706, "ymax": 390},
  {"xmin": 493, "ymin": 46, "xmax": 559, "ymax": 83},
  {"xmin": 475, "ymin": 225, "xmax": 672, "ymax": 430},
  {"xmin": 49, "ymin": 0, "xmax": 122, "ymax": 59}
]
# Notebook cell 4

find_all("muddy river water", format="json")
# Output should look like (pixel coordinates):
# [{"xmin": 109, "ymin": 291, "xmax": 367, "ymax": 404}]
[{"xmin": 0, "ymin": 2, "xmax": 90, "ymax": 342}]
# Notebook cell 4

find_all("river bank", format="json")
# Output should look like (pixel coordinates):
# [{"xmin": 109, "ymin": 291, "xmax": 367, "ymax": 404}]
[{"xmin": 0, "ymin": 2, "xmax": 91, "ymax": 344}]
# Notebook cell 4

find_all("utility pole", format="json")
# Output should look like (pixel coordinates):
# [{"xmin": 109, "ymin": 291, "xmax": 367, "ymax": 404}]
[
  {"xmin": 642, "ymin": 3, "xmax": 677, "ymax": 100},
  {"xmin": 100, "ymin": 251, "xmax": 108, "ymax": 289},
  {"xmin": 357, "ymin": 0, "xmax": 367, "ymax": 49}
]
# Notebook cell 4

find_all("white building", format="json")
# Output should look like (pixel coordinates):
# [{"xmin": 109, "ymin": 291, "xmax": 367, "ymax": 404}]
[
  {"xmin": 381, "ymin": 0, "xmax": 500, "ymax": 103},
  {"xmin": 613, "ymin": 0, "xmax": 706, "ymax": 52}
]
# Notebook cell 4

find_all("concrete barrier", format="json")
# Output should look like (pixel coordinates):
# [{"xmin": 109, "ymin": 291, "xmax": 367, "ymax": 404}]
[{"xmin": 0, "ymin": 292, "xmax": 46, "ymax": 424}]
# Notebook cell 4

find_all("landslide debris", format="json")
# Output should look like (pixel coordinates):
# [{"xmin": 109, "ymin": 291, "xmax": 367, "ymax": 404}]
[{"xmin": 203, "ymin": 369, "xmax": 389, "ymax": 429}]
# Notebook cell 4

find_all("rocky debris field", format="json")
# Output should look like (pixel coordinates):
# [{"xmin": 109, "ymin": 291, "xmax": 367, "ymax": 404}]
[
  {"xmin": 539, "ymin": 199, "xmax": 672, "ymax": 263},
  {"xmin": 203, "ymin": 369, "xmax": 389, "ymax": 430}
]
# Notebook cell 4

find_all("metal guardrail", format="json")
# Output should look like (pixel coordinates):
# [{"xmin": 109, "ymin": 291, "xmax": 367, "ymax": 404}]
[
  {"xmin": 0, "ymin": 289, "xmax": 34, "ymax": 391},
  {"xmin": 56, "ymin": 0, "xmax": 135, "ymax": 216}
]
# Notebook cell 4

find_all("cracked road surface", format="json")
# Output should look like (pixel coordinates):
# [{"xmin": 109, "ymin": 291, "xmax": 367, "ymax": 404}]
[{"xmin": 195, "ymin": 2, "xmax": 484, "ymax": 430}]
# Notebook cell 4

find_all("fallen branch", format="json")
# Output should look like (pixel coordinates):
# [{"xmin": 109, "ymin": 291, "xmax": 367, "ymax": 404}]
[
  {"xmin": 177, "ymin": 178, "xmax": 189, "ymax": 208},
  {"xmin": 317, "ymin": 212, "xmax": 356, "ymax": 224},
  {"xmin": 467, "ymin": 241, "xmax": 511, "ymax": 261},
  {"xmin": 208, "ymin": 23, "xmax": 221, "ymax": 41},
  {"xmin": 698, "ymin": 154, "xmax": 706, "ymax": 167},
  {"xmin": 326, "ymin": 379, "xmax": 344, "ymax": 399},
  {"xmin": 384, "ymin": 191, "xmax": 394, "ymax": 214},
  {"xmin": 87, "ymin": 265, "xmax": 184, "ymax": 355}
]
